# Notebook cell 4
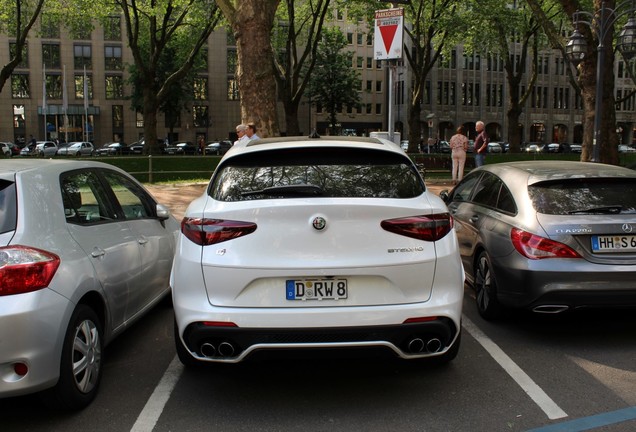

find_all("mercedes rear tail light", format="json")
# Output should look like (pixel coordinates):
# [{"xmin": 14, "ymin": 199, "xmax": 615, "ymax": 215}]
[
  {"xmin": 511, "ymin": 228, "xmax": 581, "ymax": 260},
  {"xmin": 181, "ymin": 217, "xmax": 257, "ymax": 246},
  {"xmin": 381, "ymin": 213, "xmax": 453, "ymax": 241}
]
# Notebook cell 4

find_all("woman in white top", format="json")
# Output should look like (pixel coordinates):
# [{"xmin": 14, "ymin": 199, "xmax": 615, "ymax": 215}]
[{"xmin": 449, "ymin": 125, "xmax": 469, "ymax": 184}]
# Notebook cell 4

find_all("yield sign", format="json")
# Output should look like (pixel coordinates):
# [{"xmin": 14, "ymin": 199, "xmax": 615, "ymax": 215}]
[{"xmin": 374, "ymin": 8, "xmax": 404, "ymax": 60}]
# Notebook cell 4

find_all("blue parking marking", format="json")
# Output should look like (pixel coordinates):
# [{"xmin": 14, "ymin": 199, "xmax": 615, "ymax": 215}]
[{"xmin": 527, "ymin": 406, "xmax": 636, "ymax": 431}]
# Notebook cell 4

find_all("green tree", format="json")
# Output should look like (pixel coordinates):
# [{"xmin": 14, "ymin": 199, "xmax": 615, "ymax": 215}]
[
  {"xmin": 110, "ymin": 0, "xmax": 221, "ymax": 155},
  {"xmin": 272, "ymin": 0, "xmax": 332, "ymax": 136},
  {"xmin": 307, "ymin": 27, "xmax": 361, "ymax": 135},
  {"xmin": 401, "ymin": 0, "xmax": 467, "ymax": 154},
  {"xmin": 526, "ymin": 0, "xmax": 619, "ymax": 164},
  {"xmin": 217, "ymin": 0, "xmax": 281, "ymax": 137},
  {"xmin": 0, "ymin": 0, "xmax": 45, "ymax": 93}
]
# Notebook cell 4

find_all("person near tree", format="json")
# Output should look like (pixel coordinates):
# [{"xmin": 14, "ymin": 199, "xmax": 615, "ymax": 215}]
[{"xmin": 449, "ymin": 125, "xmax": 469, "ymax": 183}]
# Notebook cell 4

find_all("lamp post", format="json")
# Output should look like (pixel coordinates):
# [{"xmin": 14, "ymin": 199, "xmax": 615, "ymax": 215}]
[{"xmin": 565, "ymin": 1, "xmax": 636, "ymax": 162}]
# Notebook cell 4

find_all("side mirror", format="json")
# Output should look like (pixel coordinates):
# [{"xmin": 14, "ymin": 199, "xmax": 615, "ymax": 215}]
[
  {"xmin": 156, "ymin": 203, "xmax": 171, "ymax": 221},
  {"xmin": 439, "ymin": 190, "xmax": 450, "ymax": 203}
]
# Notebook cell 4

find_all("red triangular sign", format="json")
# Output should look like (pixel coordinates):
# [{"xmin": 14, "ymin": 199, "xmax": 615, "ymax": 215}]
[{"xmin": 379, "ymin": 25, "xmax": 398, "ymax": 54}]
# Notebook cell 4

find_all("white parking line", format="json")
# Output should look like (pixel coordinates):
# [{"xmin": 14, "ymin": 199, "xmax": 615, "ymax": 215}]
[
  {"xmin": 130, "ymin": 355, "xmax": 183, "ymax": 432},
  {"xmin": 462, "ymin": 315, "xmax": 568, "ymax": 420}
]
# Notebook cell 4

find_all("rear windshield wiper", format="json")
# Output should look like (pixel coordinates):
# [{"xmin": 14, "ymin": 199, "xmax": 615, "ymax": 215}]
[
  {"xmin": 568, "ymin": 205, "xmax": 623, "ymax": 215},
  {"xmin": 241, "ymin": 184, "xmax": 325, "ymax": 197}
]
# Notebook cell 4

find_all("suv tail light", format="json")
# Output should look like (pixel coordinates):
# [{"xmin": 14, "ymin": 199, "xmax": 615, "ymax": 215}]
[
  {"xmin": 181, "ymin": 217, "xmax": 257, "ymax": 246},
  {"xmin": 511, "ymin": 228, "xmax": 581, "ymax": 259},
  {"xmin": 0, "ymin": 246, "xmax": 60, "ymax": 296},
  {"xmin": 381, "ymin": 213, "xmax": 453, "ymax": 241}
]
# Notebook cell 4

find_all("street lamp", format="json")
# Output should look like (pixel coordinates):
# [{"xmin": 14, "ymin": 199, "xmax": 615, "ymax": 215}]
[{"xmin": 565, "ymin": 1, "xmax": 636, "ymax": 162}]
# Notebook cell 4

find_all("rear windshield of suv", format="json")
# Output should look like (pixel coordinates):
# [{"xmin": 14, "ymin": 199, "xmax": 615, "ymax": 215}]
[
  {"xmin": 0, "ymin": 180, "xmax": 17, "ymax": 234},
  {"xmin": 208, "ymin": 147, "xmax": 424, "ymax": 201},
  {"xmin": 528, "ymin": 178, "xmax": 636, "ymax": 215}
]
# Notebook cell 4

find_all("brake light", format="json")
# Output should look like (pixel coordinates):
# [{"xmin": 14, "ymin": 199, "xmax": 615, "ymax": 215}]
[
  {"xmin": 0, "ymin": 246, "xmax": 60, "ymax": 296},
  {"xmin": 511, "ymin": 228, "xmax": 581, "ymax": 260},
  {"xmin": 181, "ymin": 217, "xmax": 257, "ymax": 246},
  {"xmin": 381, "ymin": 213, "xmax": 453, "ymax": 241}
]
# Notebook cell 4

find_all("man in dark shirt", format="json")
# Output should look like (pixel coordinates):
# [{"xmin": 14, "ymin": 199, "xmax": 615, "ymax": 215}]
[{"xmin": 474, "ymin": 121, "xmax": 489, "ymax": 167}]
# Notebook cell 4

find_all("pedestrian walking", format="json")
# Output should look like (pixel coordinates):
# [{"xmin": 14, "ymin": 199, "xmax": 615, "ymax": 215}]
[{"xmin": 449, "ymin": 126, "xmax": 469, "ymax": 183}]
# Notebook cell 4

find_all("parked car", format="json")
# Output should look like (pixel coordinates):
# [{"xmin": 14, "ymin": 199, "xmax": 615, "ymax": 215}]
[
  {"xmin": 439, "ymin": 161, "xmax": 636, "ymax": 320},
  {"xmin": 400, "ymin": 140, "xmax": 409, "ymax": 151},
  {"xmin": 7, "ymin": 142, "xmax": 21, "ymax": 156},
  {"xmin": 57, "ymin": 141, "xmax": 94, "ymax": 157},
  {"xmin": 165, "ymin": 141, "xmax": 197, "ymax": 155},
  {"xmin": 487, "ymin": 142, "xmax": 502, "ymax": 153},
  {"xmin": 437, "ymin": 140, "xmax": 451, "ymax": 153},
  {"xmin": 569, "ymin": 144, "xmax": 582, "ymax": 153},
  {"xmin": 33, "ymin": 141, "xmax": 58, "ymax": 157},
  {"xmin": 524, "ymin": 144, "xmax": 541, "ymax": 153},
  {"xmin": 94, "ymin": 142, "xmax": 130, "ymax": 156},
  {"xmin": 172, "ymin": 136, "xmax": 464, "ymax": 368},
  {"xmin": 0, "ymin": 159, "xmax": 179, "ymax": 409},
  {"xmin": 618, "ymin": 144, "xmax": 636, "ymax": 153},
  {"xmin": 205, "ymin": 140, "xmax": 233, "ymax": 155}
]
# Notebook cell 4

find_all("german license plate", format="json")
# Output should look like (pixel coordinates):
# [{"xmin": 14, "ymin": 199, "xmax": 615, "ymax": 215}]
[
  {"xmin": 286, "ymin": 279, "xmax": 348, "ymax": 300},
  {"xmin": 591, "ymin": 235, "xmax": 636, "ymax": 253}
]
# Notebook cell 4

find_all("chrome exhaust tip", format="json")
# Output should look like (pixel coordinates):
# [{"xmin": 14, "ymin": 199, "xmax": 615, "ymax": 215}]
[
  {"xmin": 532, "ymin": 305, "xmax": 570, "ymax": 314},
  {"xmin": 200, "ymin": 342, "xmax": 216, "ymax": 357}
]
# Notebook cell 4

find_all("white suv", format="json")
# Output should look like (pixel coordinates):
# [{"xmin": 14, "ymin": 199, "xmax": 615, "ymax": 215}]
[{"xmin": 171, "ymin": 136, "xmax": 464, "ymax": 366}]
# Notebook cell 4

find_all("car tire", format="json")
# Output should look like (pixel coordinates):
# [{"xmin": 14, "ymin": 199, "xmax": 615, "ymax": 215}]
[
  {"xmin": 41, "ymin": 304, "xmax": 103, "ymax": 410},
  {"xmin": 76, "ymin": 151, "xmax": 82, "ymax": 157},
  {"xmin": 474, "ymin": 250, "xmax": 504, "ymax": 320},
  {"xmin": 174, "ymin": 319, "xmax": 201, "ymax": 368}
]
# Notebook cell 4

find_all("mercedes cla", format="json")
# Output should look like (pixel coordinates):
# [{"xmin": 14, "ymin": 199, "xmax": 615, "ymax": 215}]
[{"xmin": 171, "ymin": 136, "xmax": 464, "ymax": 366}]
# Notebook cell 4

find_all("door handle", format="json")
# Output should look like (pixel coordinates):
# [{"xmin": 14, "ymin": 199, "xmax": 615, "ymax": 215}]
[
  {"xmin": 91, "ymin": 247, "xmax": 105, "ymax": 258},
  {"xmin": 138, "ymin": 236, "xmax": 148, "ymax": 246},
  {"xmin": 469, "ymin": 215, "xmax": 479, "ymax": 223}
]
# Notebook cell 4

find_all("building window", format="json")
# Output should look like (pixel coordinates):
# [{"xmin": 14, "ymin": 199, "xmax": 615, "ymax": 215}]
[
  {"xmin": 105, "ymin": 46, "xmax": 123, "ymax": 70},
  {"xmin": 366, "ymin": 80, "xmax": 372, "ymax": 91},
  {"xmin": 193, "ymin": 106, "xmax": 209, "ymax": 127},
  {"xmin": 112, "ymin": 105, "xmax": 123, "ymax": 128},
  {"xmin": 347, "ymin": 32, "xmax": 353, "ymax": 44},
  {"xmin": 136, "ymin": 110, "xmax": 144, "ymax": 128},
  {"xmin": 227, "ymin": 78, "xmax": 239, "ymax": 100},
  {"xmin": 105, "ymin": 75, "xmax": 124, "ymax": 99},
  {"xmin": 13, "ymin": 105, "xmax": 26, "ymax": 129},
  {"xmin": 376, "ymin": 81, "xmax": 382, "ymax": 92},
  {"xmin": 9, "ymin": 43, "xmax": 28, "ymax": 68},
  {"xmin": 366, "ymin": 57, "xmax": 373, "ymax": 68},
  {"xmin": 104, "ymin": 16, "xmax": 122, "ymax": 40},
  {"xmin": 356, "ymin": 56, "xmax": 363, "ymax": 68},
  {"xmin": 366, "ymin": 103, "xmax": 372, "ymax": 114},
  {"xmin": 71, "ymin": 22, "xmax": 92, "ymax": 40},
  {"xmin": 356, "ymin": 33, "xmax": 363, "ymax": 45},
  {"xmin": 11, "ymin": 74, "xmax": 30, "ymax": 98},
  {"xmin": 42, "ymin": 43, "xmax": 61, "ymax": 69},
  {"xmin": 74, "ymin": 44, "xmax": 92, "ymax": 69},
  {"xmin": 40, "ymin": 16, "xmax": 60, "ymax": 39},
  {"xmin": 375, "ymin": 103, "xmax": 382, "ymax": 115},
  {"xmin": 45, "ymin": 74, "xmax": 62, "ymax": 99},
  {"xmin": 74, "ymin": 74, "xmax": 93, "ymax": 100},
  {"xmin": 194, "ymin": 76, "xmax": 208, "ymax": 100},
  {"xmin": 367, "ymin": 33, "xmax": 373, "ymax": 45},
  {"xmin": 227, "ymin": 48, "xmax": 237, "ymax": 74}
]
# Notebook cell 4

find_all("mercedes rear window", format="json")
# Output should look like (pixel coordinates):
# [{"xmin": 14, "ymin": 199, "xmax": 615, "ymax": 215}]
[
  {"xmin": 528, "ymin": 178, "xmax": 636, "ymax": 215},
  {"xmin": 208, "ymin": 147, "xmax": 424, "ymax": 201},
  {"xmin": 0, "ymin": 180, "xmax": 17, "ymax": 234}
]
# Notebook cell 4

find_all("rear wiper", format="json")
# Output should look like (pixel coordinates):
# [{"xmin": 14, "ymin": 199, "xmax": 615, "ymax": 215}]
[
  {"xmin": 241, "ymin": 184, "xmax": 325, "ymax": 197},
  {"xmin": 568, "ymin": 205, "xmax": 623, "ymax": 215}
]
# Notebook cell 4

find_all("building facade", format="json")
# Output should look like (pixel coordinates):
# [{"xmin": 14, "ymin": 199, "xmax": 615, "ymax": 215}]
[{"xmin": 1, "ymin": 13, "xmax": 635, "ymax": 148}]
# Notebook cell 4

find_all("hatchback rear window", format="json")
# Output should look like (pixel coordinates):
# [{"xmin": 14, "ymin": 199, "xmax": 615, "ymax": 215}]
[
  {"xmin": 0, "ymin": 180, "xmax": 17, "ymax": 234},
  {"xmin": 528, "ymin": 178, "xmax": 636, "ymax": 215},
  {"xmin": 208, "ymin": 147, "xmax": 424, "ymax": 201}
]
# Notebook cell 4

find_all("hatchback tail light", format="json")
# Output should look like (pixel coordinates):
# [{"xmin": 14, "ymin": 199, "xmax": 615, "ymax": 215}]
[
  {"xmin": 181, "ymin": 217, "xmax": 257, "ymax": 246},
  {"xmin": 511, "ymin": 228, "xmax": 581, "ymax": 260},
  {"xmin": 0, "ymin": 246, "xmax": 60, "ymax": 296},
  {"xmin": 381, "ymin": 213, "xmax": 453, "ymax": 241}
]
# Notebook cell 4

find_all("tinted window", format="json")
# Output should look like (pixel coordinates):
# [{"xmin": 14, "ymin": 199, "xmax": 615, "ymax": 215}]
[
  {"xmin": 450, "ymin": 172, "xmax": 481, "ymax": 202},
  {"xmin": 209, "ymin": 148, "xmax": 424, "ymax": 201},
  {"xmin": 0, "ymin": 180, "xmax": 17, "ymax": 234},
  {"xmin": 529, "ymin": 179, "xmax": 636, "ymax": 215},
  {"xmin": 472, "ymin": 173, "xmax": 501, "ymax": 208}
]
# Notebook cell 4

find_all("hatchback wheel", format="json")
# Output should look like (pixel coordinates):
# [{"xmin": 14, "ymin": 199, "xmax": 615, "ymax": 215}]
[
  {"xmin": 474, "ymin": 251, "xmax": 503, "ymax": 320},
  {"xmin": 42, "ymin": 305, "xmax": 103, "ymax": 410}
]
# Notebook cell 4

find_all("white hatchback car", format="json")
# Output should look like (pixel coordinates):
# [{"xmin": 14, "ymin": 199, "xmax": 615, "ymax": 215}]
[
  {"xmin": 0, "ymin": 159, "xmax": 179, "ymax": 409},
  {"xmin": 172, "ymin": 136, "xmax": 464, "ymax": 366}
]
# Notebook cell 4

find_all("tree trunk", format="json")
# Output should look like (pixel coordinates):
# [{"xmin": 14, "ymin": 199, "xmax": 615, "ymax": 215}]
[
  {"xmin": 143, "ymin": 85, "xmax": 160, "ymax": 155},
  {"xmin": 232, "ymin": 0, "xmax": 281, "ymax": 138},
  {"xmin": 408, "ymin": 100, "xmax": 422, "ymax": 153}
]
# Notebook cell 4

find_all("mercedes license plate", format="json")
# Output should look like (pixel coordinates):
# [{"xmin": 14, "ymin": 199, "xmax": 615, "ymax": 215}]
[
  {"xmin": 591, "ymin": 235, "xmax": 636, "ymax": 253},
  {"xmin": 286, "ymin": 279, "xmax": 348, "ymax": 300}
]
